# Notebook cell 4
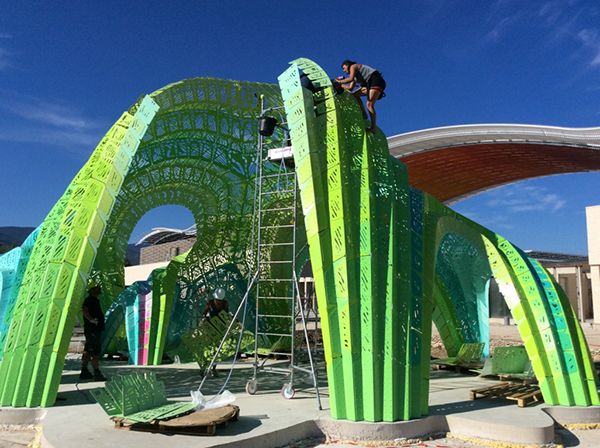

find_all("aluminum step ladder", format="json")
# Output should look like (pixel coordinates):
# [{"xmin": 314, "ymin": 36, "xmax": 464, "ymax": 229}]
[{"xmin": 244, "ymin": 99, "xmax": 321, "ymax": 405}]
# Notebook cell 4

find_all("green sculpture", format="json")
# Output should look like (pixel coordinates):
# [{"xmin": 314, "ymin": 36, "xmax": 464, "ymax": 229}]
[
  {"xmin": 278, "ymin": 58, "xmax": 599, "ymax": 421},
  {"xmin": 0, "ymin": 60, "xmax": 596, "ymax": 422},
  {"xmin": 0, "ymin": 79, "xmax": 292, "ymax": 407}
]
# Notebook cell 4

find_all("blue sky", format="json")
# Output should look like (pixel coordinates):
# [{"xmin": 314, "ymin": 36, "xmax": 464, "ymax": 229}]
[{"xmin": 1, "ymin": 1, "xmax": 599, "ymax": 254}]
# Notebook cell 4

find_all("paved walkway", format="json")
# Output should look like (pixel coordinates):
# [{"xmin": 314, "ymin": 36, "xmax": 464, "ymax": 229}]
[{"xmin": 2, "ymin": 323, "xmax": 600, "ymax": 447}]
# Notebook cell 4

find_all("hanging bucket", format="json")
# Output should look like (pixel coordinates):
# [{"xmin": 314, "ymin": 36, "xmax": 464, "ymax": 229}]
[{"xmin": 258, "ymin": 116, "xmax": 277, "ymax": 136}]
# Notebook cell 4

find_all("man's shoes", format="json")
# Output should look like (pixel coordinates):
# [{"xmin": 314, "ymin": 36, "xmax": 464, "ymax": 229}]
[
  {"xmin": 79, "ymin": 369, "xmax": 93, "ymax": 380},
  {"xmin": 93, "ymin": 370, "xmax": 107, "ymax": 381}
]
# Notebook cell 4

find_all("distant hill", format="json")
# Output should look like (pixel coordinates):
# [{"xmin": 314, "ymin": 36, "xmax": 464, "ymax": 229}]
[
  {"xmin": 0, "ymin": 227, "xmax": 36, "ymax": 246},
  {"xmin": 0, "ymin": 226, "xmax": 142, "ymax": 265},
  {"xmin": 0, "ymin": 226, "xmax": 36, "ymax": 254}
]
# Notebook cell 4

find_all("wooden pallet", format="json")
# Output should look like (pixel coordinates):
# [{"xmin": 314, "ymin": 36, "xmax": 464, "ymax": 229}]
[
  {"xmin": 111, "ymin": 404, "xmax": 239, "ymax": 436},
  {"xmin": 432, "ymin": 361, "xmax": 484, "ymax": 373},
  {"xmin": 497, "ymin": 374, "xmax": 535, "ymax": 385},
  {"xmin": 470, "ymin": 382, "xmax": 543, "ymax": 407}
]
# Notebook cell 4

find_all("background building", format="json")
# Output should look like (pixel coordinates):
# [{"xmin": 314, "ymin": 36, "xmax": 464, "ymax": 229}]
[
  {"xmin": 587, "ymin": 205, "xmax": 600, "ymax": 324},
  {"xmin": 126, "ymin": 208, "xmax": 600, "ymax": 324},
  {"xmin": 524, "ymin": 251, "xmax": 592, "ymax": 323}
]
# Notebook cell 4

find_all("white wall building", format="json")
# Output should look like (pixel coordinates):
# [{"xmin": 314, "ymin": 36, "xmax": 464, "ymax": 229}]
[
  {"xmin": 125, "ymin": 207, "xmax": 600, "ymax": 324},
  {"xmin": 587, "ymin": 205, "xmax": 600, "ymax": 324}
]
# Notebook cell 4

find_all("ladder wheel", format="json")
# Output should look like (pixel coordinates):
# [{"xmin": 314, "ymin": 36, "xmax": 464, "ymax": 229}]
[
  {"xmin": 281, "ymin": 383, "xmax": 295, "ymax": 399},
  {"xmin": 246, "ymin": 380, "xmax": 258, "ymax": 395}
]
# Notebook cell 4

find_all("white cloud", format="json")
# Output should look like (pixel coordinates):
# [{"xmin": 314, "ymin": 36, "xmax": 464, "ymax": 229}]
[
  {"xmin": 0, "ymin": 91, "xmax": 106, "ymax": 154},
  {"xmin": 538, "ymin": 0, "xmax": 566, "ymax": 26},
  {"xmin": 0, "ymin": 90, "xmax": 103, "ymax": 129},
  {"xmin": 454, "ymin": 208, "xmax": 516, "ymax": 231},
  {"xmin": 485, "ymin": 11, "xmax": 523, "ymax": 44},
  {"xmin": 536, "ymin": 1, "xmax": 600, "ymax": 69},
  {"xmin": 481, "ymin": 1, "xmax": 600, "ymax": 70},
  {"xmin": 453, "ymin": 183, "xmax": 566, "ymax": 233},
  {"xmin": 4, "ymin": 100, "xmax": 92, "ymax": 129},
  {"xmin": 485, "ymin": 184, "xmax": 566, "ymax": 214},
  {"xmin": 577, "ymin": 29, "xmax": 600, "ymax": 66},
  {"xmin": 0, "ymin": 125, "xmax": 101, "ymax": 148},
  {"xmin": 483, "ymin": 213, "xmax": 516, "ymax": 231},
  {"xmin": 0, "ymin": 47, "xmax": 12, "ymax": 71}
]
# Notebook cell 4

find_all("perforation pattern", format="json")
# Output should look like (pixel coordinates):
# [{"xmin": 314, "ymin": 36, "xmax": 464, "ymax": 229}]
[
  {"xmin": 279, "ymin": 58, "xmax": 599, "ymax": 423},
  {"xmin": 1, "ymin": 62, "xmax": 596, "ymax": 415}
]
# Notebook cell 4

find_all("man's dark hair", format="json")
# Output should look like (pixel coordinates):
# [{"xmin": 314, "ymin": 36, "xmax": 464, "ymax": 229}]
[{"xmin": 341, "ymin": 60, "xmax": 356, "ymax": 68}]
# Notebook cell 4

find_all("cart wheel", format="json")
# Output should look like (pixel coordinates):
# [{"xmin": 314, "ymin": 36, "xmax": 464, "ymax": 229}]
[
  {"xmin": 281, "ymin": 383, "xmax": 295, "ymax": 399},
  {"xmin": 246, "ymin": 380, "xmax": 258, "ymax": 395}
]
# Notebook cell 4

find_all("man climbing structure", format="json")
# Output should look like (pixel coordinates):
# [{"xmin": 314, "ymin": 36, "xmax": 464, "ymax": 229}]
[{"xmin": 336, "ymin": 60, "xmax": 386, "ymax": 134}]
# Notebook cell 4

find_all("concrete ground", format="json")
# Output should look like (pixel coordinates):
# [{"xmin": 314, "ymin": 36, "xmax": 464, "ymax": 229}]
[{"xmin": 3, "ymin": 322, "xmax": 600, "ymax": 448}]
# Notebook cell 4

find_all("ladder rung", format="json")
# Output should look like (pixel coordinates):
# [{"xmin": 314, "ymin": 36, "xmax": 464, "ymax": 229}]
[
  {"xmin": 257, "ymin": 332, "xmax": 293, "ymax": 338},
  {"xmin": 259, "ymin": 279, "xmax": 294, "ymax": 282},
  {"xmin": 260, "ymin": 260, "xmax": 293, "ymax": 264},
  {"xmin": 260, "ymin": 242, "xmax": 294, "ymax": 247},
  {"xmin": 262, "ymin": 366, "xmax": 292, "ymax": 373},
  {"xmin": 260, "ymin": 225, "xmax": 294, "ymax": 229},
  {"xmin": 293, "ymin": 366, "xmax": 313, "ymax": 375},
  {"xmin": 260, "ymin": 189, "xmax": 295, "ymax": 195},
  {"xmin": 257, "ymin": 296, "xmax": 294, "ymax": 300},
  {"xmin": 258, "ymin": 314, "xmax": 294, "ymax": 319},
  {"xmin": 261, "ymin": 173, "xmax": 295, "ymax": 179},
  {"xmin": 260, "ymin": 206, "xmax": 295, "ymax": 212}
]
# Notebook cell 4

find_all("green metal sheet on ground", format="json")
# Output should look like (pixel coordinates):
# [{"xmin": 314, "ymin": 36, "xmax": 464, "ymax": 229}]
[{"xmin": 91, "ymin": 372, "xmax": 195, "ymax": 423}]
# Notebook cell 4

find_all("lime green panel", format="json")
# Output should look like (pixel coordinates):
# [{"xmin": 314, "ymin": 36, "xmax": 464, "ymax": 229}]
[
  {"xmin": 0, "ymin": 96, "xmax": 160, "ymax": 407},
  {"xmin": 280, "ymin": 58, "xmax": 432, "ymax": 422}
]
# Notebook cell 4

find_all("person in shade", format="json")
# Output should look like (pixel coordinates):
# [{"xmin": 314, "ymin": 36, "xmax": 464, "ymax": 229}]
[
  {"xmin": 337, "ymin": 60, "xmax": 387, "ymax": 134},
  {"xmin": 202, "ymin": 287, "xmax": 230, "ymax": 322},
  {"xmin": 80, "ymin": 282, "xmax": 107, "ymax": 381},
  {"xmin": 201, "ymin": 287, "xmax": 230, "ymax": 377}
]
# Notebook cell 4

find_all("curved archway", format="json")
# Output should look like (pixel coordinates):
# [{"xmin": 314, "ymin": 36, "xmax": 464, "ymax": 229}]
[
  {"xmin": 432, "ymin": 221, "xmax": 492, "ymax": 357},
  {"xmin": 0, "ymin": 78, "xmax": 285, "ymax": 407},
  {"xmin": 485, "ymin": 236, "xmax": 598, "ymax": 405},
  {"xmin": 425, "ymin": 199, "xmax": 599, "ymax": 407},
  {"xmin": 277, "ymin": 58, "xmax": 599, "ymax": 424}
]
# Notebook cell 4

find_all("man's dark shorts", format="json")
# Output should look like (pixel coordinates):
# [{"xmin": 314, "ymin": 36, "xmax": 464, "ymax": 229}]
[
  {"xmin": 366, "ymin": 72, "xmax": 386, "ymax": 97},
  {"xmin": 84, "ymin": 330, "xmax": 102, "ymax": 356}
]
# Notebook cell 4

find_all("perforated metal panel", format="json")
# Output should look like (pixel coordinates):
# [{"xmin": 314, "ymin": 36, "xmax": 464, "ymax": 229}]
[
  {"xmin": 278, "ymin": 58, "xmax": 599, "ymax": 422},
  {"xmin": 0, "ymin": 63, "xmax": 597, "ymax": 415}
]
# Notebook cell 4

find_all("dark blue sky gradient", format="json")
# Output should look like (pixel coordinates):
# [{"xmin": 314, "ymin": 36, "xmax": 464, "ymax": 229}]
[{"xmin": 1, "ymin": 1, "xmax": 599, "ymax": 254}]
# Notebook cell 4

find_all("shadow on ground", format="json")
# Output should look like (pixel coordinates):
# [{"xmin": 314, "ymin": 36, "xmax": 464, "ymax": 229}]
[{"xmin": 57, "ymin": 354, "xmax": 328, "ymax": 408}]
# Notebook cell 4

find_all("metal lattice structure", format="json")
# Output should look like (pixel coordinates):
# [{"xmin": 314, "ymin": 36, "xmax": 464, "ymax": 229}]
[
  {"xmin": 0, "ymin": 79, "xmax": 300, "ymax": 407},
  {"xmin": 100, "ymin": 261, "xmax": 261, "ymax": 365},
  {"xmin": 278, "ymin": 58, "xmax": 599, "ymax": 421},
  {"xmin": 0, "ymin": 60, "xmax": 597, "ymax": 419},
  {"xmin": 0, "ymin": 227, "xmax": 40, "ymax": 358}
]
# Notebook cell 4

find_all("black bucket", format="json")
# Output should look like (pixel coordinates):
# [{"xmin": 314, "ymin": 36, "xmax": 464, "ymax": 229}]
[
  {"xmin": 301, "ymin": 73, "xmax": 316, "ymax": 93},
  {"xmin": 258, "ymin": 116, "xmax": 277, "ymax": 136}
]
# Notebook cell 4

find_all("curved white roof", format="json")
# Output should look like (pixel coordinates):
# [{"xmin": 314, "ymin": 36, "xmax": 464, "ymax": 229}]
[
  {"xmin": 387, "ymin": 123, "xmax": 600, "ymax": 158},
  {"xmin": 136, "ymin": 225, "xmax": 197, "ymax": 246},
  {"xmin": 385, "ymin": 123, "xmax": 600, "ymax": 204}
]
